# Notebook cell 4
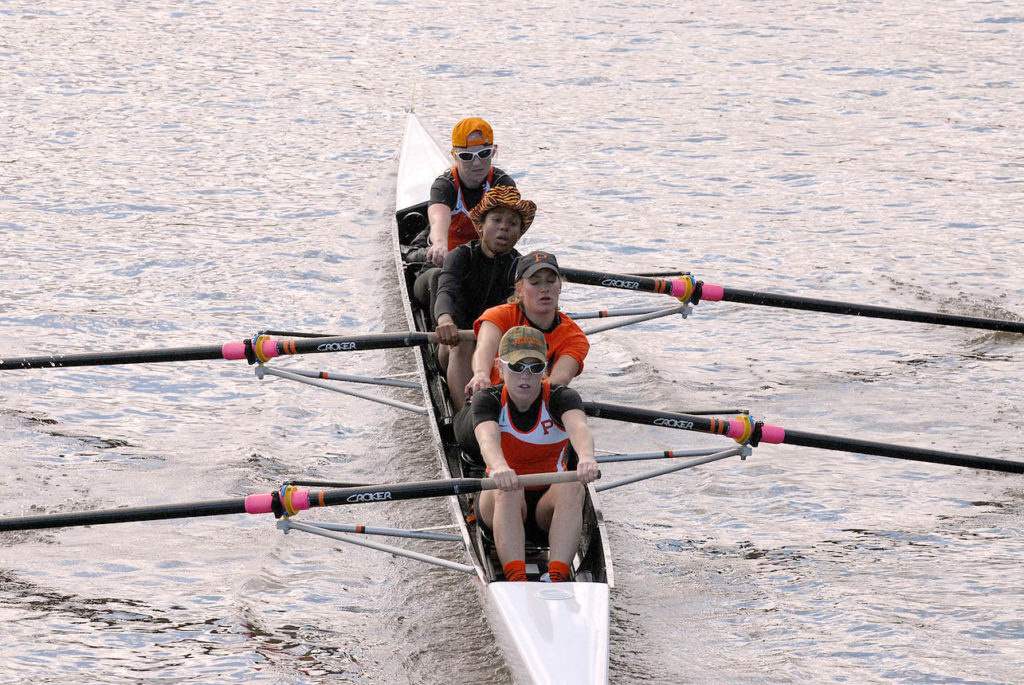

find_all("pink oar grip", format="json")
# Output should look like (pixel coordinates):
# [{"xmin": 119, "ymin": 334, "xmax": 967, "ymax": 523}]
[
  {"xmin": 288, "ymin": 490, "xmax": 312, "ymax": 512},
  {"xmin": 668, "ymin": 280, "xmax": 725, "ymax": 302},
  {"xmin": 700, "ymin": 283, "xmax": 724, "ymax": 301},
  {"xmin": 669, "ymin": 280, "xmax": 690, "ymax": 298},
  {"xmin": 243, "ymin": 490, "xmax": 313, "ymax": 515},
  {"xmin": 221, "ymin": 339, "xmax": 281, "ymax": 361},
  {"xmin": 259, "ymin": 338, "xmax": 281, "ymax": 359},
  {"xmin": 760, "ymin": 424, "xmax": 785, "ymax": 444},
  {"xmin": 245, "ymin": 493, "xmax": 274, "ymax": 514},
  {"xmin": 724, "ymin": 418, "xmax": 785, "ymax": 444},
  {"xmin": 726, "ymin": 419, "xmax": 748, "ymax": 440}
]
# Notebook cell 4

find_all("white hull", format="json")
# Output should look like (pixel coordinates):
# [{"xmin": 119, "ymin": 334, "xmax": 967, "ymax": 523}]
[{"xmin": 487, "ymin": 581, "xmax": 610, "ymax": 685}]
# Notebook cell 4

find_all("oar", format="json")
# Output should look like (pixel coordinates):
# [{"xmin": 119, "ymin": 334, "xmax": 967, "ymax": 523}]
[
  {"xmin": 0, "ymin": 330, "xmax": 477, "ymax": 371},
  {"xmin": 0, "ymin": 471, "xmax": 582, "ymax": 532},
  {"xmin": 560, "ymin": 267, "xmax": 1024, "ymax": 334},
  {"xmin": 582, "ymin": 401, "xmax": 1024, "ymax": 474}
]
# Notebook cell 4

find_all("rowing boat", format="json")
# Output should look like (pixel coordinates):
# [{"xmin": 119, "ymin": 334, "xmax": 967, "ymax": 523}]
[
  {"xmin": 392, "ymin": 113, "xmax": 613, "ymax": 684},
  {"xmin": 1, "ymin": 113, "xmax": 1020, "ymax": 685}
]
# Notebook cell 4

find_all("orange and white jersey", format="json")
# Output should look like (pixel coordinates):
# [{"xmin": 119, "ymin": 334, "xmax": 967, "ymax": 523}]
[
  {"xmin": 497, "ymin": 382, "xmax": 569, "ymax": 486},
  {"xmin": 448, "ymin": 167, "xmax": 495, "ymax": 250}
]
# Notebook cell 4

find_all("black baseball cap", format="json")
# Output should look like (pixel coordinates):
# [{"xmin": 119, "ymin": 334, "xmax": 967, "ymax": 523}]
[{"xmin": 515, "ymin": 251, "xmax": 560, "ymax": 281}]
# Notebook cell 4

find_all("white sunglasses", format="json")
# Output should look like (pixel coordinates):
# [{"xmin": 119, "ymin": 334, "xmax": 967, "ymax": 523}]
[
  {"xmin": 454, "ymin": 147, "xmax": 494, "ymax": 162},
  {"xmin": 499, "ymin": 358, "xmax": 547, "ymax": 375}
]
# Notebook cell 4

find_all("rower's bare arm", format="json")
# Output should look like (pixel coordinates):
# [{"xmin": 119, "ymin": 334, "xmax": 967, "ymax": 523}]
[
  {"xmin": 426, "ymin": 203, "xmax": 452, "ymax": 265},
  {"xmin": 475, "ymin": 420, "xmax": 519, "ymax": 490},
  {"xmin": 466, "ymin": 321, "xmax": 501, "ymax": 396},
  {"xmin": 562, "ymin": 409, "xmax": 599, "ymax": 484},
  {"xmin": 547, "ymin": 356, "xmax": 581, "ymax": 386},
  {"xmin": 435, "ymin": 313, "xmax": 460, "ymax": 347}
]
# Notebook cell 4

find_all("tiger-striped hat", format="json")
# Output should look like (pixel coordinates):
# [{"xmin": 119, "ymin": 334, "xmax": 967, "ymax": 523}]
[{"xmin": 469, "ymin": 186, "xmax": 537, "ymax": 233}]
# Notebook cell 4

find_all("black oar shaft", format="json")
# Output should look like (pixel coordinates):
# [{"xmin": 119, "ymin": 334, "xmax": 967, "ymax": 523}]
[
  {"xmin": 779, "ymin": 428, "xmax": 1022, "ymax": 473},
  {"xmin": 0, "ymin": 344, "xmax": 229, "ymax": 370},
  {"xmin": 584, "ymin": 402, "xmax": 718, "ymax": 433},
  {"xmin": 561, "ymin": 266, "xmax": 1024, "ymax": 334},
  {"xmin": 560, "ymin": 267, "xmax": 678, "ymax": 296},
  {"xmin": 0, "ymin": 331, "xmax": 474, "ymax": 371},
  {"xmin": 317, "ymin": 477, "xmax": 484, "ymax": 508},
  {"xmin": 0, "ymin": 498, "xmax": 248, "ymax": 531},
  {"xmin": 719, "ymin": 287, "xmax": 1024, "ymax": 334},
  {"xmin": 583, "ymin": 401, "xmax": 1024, "ymax": 474},
  {"xmin": 0, "ymin": 473, "xmax": 579, "ymax": 532}
]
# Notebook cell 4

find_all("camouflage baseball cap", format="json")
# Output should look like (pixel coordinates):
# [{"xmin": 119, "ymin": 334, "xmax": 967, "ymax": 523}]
[{"xmin": 497, "ymin": 326, "xmax": 547, "ymax": 364}]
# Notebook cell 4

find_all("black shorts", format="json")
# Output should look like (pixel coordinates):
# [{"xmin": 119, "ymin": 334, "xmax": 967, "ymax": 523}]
[{"xmin": 453, "ymin": 404, "xmax": 481, "ymax": 464}]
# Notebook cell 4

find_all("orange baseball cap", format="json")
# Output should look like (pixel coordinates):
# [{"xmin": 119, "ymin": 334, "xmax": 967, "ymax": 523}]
[{"xmin": 451, "ymin": 117, "xmax": 494, "ymax": 147}]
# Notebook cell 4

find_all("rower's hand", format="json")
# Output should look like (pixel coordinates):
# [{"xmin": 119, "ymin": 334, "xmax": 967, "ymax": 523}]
[
  {"xmin": 576, "ymin": 460, "xmax": 600, "ymax": 484},
  {"xmin": 464, "ymin": 371, "xmax": 491, "ymax": 398},
  {"xmin": 426, "ymin": 242, "xmax": 447, "ymax": 266},
  {"xmin": 491, "ymin": 466, "xmax": 520, "ymax": 492},
  {"xmin": 435, "ymin": 317, "xmax": 460, "ymax": 347}
]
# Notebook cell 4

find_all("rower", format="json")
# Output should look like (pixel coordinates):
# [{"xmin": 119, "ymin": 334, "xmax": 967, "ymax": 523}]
[
  {"xmin": 469, "ymin": 326, "xmax": 600, "ymax": 583},
  {"xmin": 464, "ymin": 250, "xmax": 589, "ymax": 398},
  {"xmin": 413, "ymin": 117, "xmax": 517, "ymax": 317},
  {"xmin": 433, "ymin": 186, "xmax": 536, "ymax": 410}
]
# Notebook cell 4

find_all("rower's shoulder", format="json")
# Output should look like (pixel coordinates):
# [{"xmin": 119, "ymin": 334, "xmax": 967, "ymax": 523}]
[
  {"xmin": 474, "ymin": 384, "xmax": 503, "ymax": 408},
  {"xmin": 432, "ymin": 168, "xmax": 456, "ymax": 187},
  {"xmin": 491, "ymin": 167, "xmax": 516, "ymax": 186},
  {"xmin": 548, "ymin": 383, "xmax": 584, "ymax": 409}
]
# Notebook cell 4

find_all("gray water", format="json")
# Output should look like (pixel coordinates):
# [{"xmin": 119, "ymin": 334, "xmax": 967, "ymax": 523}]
[{"xmin": 2, "ymin": 1, "xmax": 1023, "ymax": 682}]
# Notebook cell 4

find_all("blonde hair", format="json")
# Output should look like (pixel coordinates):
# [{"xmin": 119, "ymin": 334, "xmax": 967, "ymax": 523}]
[{"xmin": 506, "ymin": 276, "xmax": 566, "ymax": 305}]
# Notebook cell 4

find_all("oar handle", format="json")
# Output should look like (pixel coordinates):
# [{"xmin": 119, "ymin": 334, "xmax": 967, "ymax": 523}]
[
  {"xmin": 427, "ymin": 330, "xmax": 477, "ymax": 344},
  {"xmin": 483, "ymin": 471, "xmax": 582, "ymax": 490}
]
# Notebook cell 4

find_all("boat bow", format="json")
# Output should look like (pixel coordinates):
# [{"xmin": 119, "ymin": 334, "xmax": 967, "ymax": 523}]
[{"xmin": 488, "ymin": 581, "xmax": 610, "ymax": 685}]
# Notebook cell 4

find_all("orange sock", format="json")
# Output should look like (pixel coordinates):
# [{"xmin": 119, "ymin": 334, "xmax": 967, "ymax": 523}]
[
  {"xmin": 503, "ymin": 560, "xmax": 527, "ymax": 582},
  {"xmin": 547, "ymin": 561, "xmax": 571, "ymax": 582}
]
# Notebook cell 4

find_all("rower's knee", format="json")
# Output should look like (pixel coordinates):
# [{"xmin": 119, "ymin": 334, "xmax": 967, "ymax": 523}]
[
  {"xmin": 494, "ymin": 489, "xmax": 527, "ymax": 517},
  {"xmin": 494, "ymin": 488, "xmax": 521, "ymax": 504},
  {"xmin": 552, "ymin": 480, "xmax": 584, "ymax": 508},
  {"xmin": 449, "ymin": 340, "xmax": 475, "ymax": 364}
]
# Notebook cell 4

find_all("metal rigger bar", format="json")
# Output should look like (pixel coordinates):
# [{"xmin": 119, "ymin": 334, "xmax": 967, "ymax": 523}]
[
  {"xmin": 255, "ymin": 365, "xmax": 427, "ymax": 415},
  {"xmin": 277, "ymin": 519, "xmax": 476, "ymax": 574},
  {"xmin": 596, "ymin": 445, "xmax": 750, "ymax": 492}
]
